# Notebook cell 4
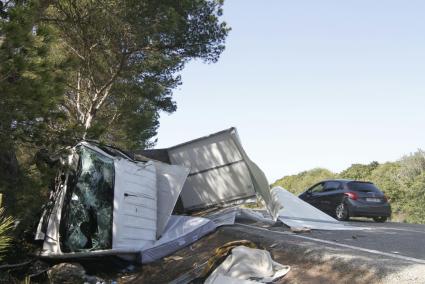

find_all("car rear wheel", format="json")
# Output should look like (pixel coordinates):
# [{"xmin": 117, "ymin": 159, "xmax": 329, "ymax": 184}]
[
  {"xmin": 335, "ymin": 202, "xmax": 349, "ymax": 221},
  {"xmin": 373, "ymin": 216, "xmax": 387, "ymax": 223}
]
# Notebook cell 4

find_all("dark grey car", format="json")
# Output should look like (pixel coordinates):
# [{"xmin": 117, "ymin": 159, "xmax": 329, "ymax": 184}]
[{"xmin": 298, "ymin": 179, "xmax": 391, "ymax": 222}]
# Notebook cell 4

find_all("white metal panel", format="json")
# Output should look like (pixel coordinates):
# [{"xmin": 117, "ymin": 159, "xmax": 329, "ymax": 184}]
[
  {"xmin": 154, "ymin": 162, "xmax": 190, "ymax": 238},
  {"xmin": 167, "ymin": 129, "xmax": 260, "ymax": 210},
  {"xmin": 42, "ymin": 184, "xmax": 67, "ymax": 254},
  {"xmin": 271, "ymin": 187, "xmax": 362, "ymax": 230},
  {"xmin": 230, "ymin": 130, "xmax": 279, "ymax": 220},
  {"xmin": 168, "ymin": 131, "xmax": 243, "ymax": 174},
  {"xmin": 180, "ymin": 161, "xmax": 255, "ymax": 209},
  {"xmin": 141, "ymin": 215, "xmax": 216, "ymax": 263},
  {"xmin": 113, "ymin": 159, "xmax": 158, "ymax": 250}
]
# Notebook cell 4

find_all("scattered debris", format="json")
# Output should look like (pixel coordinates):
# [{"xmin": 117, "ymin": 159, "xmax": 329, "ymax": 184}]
[
  {"xmin": 236, "ymin": 208, "xmax": 275, "ymax": 225},
  {"xmin": 164, "ymin": 255, "xmax": 184, "ymax": 262},
  {"xmin": 47, "ymin": 263, "xmax": 86, "ymax": 284},
  {"xmin": 290, "ymin": 227, "xmax": 312, "ymax": 234}
]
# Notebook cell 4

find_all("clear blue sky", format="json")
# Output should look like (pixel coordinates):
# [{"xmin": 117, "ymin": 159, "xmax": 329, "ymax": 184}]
[{"xmin": 156, "ymin": 0, "xmax": 425, "ymax": 183}]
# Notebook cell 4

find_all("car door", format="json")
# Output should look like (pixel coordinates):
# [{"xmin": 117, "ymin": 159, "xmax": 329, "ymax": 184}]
[
  {"xmin": 302, "ymin": 182, "xmax": 326, "ymax": 210},
  {"xmin": 319, "ymin": 181, "xmax": 342, "ymax": 213}
]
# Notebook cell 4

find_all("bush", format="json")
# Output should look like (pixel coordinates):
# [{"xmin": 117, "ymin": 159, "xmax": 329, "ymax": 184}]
[{"xmin": 0, "ymin": 206, "xmax": 14, "ymax": 261}]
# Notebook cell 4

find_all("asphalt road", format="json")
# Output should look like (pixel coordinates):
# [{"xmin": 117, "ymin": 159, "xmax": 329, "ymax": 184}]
[
  {"xmin": 245, "ymin": 211, "xmax": 425, "ymax": 262},
  {"xmin": 241, "ymin": 219, "xmax": 425, "ymax": 263},
  {"xmin": 304, "ymin": 220, "xmax": 425, "ymax": 261},
  {"xmin": 233, "ymin": 220, "xmax": 425, "ymax": 283}
]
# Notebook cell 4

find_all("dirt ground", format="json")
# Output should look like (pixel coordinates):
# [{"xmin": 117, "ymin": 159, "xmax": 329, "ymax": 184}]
[
  {"xmin": 17, "ymin": 220, "xmax": 422, "ymax": 283},
  {"xmin": 120, "ymin": 225, "xmax": 382, "ymax": 284}
]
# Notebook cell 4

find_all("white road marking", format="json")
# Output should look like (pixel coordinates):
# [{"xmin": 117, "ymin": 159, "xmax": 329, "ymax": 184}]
[
  {"xmin": 375, "ymin": 227, "xmax": 425, "ymax": 234},
  {"xmin": 351, "ymin": 222, "xmax": 425, "ymax": 234},
  {"xmin": 236, "ymin": 223, "xmax": 425, "ymax": 265}
]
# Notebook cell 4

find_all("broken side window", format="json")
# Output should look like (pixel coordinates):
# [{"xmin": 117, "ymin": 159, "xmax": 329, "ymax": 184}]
[{"xmin": 60, "ymin": 146, "xmax": 114, "ymax": 252}]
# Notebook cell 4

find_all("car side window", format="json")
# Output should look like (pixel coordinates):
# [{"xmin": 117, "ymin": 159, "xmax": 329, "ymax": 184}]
[
  {"xmin": 309, "ymin": 183, "xmax": 325, "ymax": 193},
  {"xmin": 323, "ymin": 181, "xmax": 341, "ymax": 191}
]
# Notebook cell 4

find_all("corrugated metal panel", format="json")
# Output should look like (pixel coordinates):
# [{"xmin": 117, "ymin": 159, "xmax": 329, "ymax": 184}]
[
  {"xmin": 113, "ymin": 159, "xmax": 157, "ymax": 250},
  {"xmin": 168, "ymin": 131, "xmax": 243, "ymax": 174},
  {"xmin": 168, "ymin": 129, "xmax": 256, "ymax": 210},
  {"xmin": 180, "ymin": 161, "xmax": 255, "ymax": 209}
]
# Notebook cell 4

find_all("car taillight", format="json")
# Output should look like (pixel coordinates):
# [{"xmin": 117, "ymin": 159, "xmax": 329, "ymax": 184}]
[{"xmin": 345, "ymin": 192, "xmax": 358, "ymax": 200}]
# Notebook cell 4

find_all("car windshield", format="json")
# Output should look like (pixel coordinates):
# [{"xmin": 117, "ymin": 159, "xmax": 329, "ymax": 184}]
[
  {"xmin": 347, "ymin": 181, "xmax": 380, "ymax": 192},
  {"xmin": 60, "ymin": 146, "xmax": 114, "ymax": 252}
]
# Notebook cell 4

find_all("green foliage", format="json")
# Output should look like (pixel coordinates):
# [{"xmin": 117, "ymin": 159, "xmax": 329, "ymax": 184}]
[
  {"xmin": 0, "ymin": 0, "xmax": 70, "ymax": 150},
  {"xmin": 0, "ymin": 0, "xmax": 229, "ymax": 263},
  {"xmin": 339, "ymin": 161, "xmax": 380, "ymax": 180},
  {"xmin": 272, "ymin": 168, "xmax": 337, "ymax": 195},
  {"xmin": 273, "ymin": 150, "xmax": 425, "ymax": 223},
  {"xmin": 0, "ymin": 1, "xmax": 69, "ymax": 238},
  {"xmin": 0, "ymin": 207, "xmax": 14, "ymax": 261},
  {"xmin": 43, "ymin": 0, "xmax": 230, "ymax": 149}
]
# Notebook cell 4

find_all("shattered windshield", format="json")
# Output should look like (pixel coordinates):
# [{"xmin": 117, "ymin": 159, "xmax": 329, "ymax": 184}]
[{"xmin": 60, "ymin": 146, "xmax": 114, "ymax": 252}]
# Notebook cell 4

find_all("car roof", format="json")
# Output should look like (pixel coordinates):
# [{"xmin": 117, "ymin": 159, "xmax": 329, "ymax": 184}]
[{"xmin": 320, "ymin": 179, "xmax": 372, "ymax": 184}]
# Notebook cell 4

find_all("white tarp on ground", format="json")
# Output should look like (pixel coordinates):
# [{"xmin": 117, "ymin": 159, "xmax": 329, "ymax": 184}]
[
  {"xmin": 205, "ymin": 246, "xmax": 290, "ymax": 284},
  {"xmin": 140, "ymin": 215, "xmax": 216, "ymax": 263},
  {"xmin": 271, "ymin": 187, "xmax": 363, "ymax": 230}
]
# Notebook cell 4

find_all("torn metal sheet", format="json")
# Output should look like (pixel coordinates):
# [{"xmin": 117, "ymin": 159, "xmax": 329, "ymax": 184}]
[
  {"xmin": 140, "ymin": 215, "xmax": 216, "ymax": 263},
  {"xmin": 162, "ymin": 127, "xmax": 278, "ymax": 220},
  {"xmin": 230, "ymin": 130, "xmax": 281, "ymax": 221},
  {"xmin": 236, "ymin": 208, "xmax": 275, "ymax": 225},
  {"xmin": 204, "ymin": 207, "xmax": 238, "ymax": 227},
  {"xmin": 271, "ymin": 187, "xmax": 364, "ymax": 230},
  {"xmin": 154, "ymin": 162, "xmax": 190, "ymax": 238}
]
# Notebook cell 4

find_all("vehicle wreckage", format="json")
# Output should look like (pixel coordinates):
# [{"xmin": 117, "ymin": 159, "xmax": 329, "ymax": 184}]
[
  {"xmin": 35, "ymin": 126, "xmax": 361, "ymax": 267},
  {"xmin": 35, "ymin": 127, "xmax": 282, "ymax": 263}
]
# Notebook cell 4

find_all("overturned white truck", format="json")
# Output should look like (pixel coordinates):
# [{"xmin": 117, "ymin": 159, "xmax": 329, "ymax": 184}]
[{"xmin": 35, "ymin": 127, "xmax": 279, "ymax": 263}]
